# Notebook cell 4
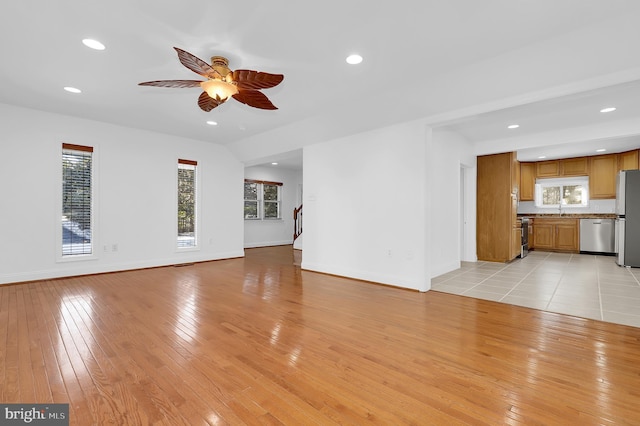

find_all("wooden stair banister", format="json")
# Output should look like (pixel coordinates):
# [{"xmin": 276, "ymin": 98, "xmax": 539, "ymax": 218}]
[{"xmin": 293, "ymin": 204, "xmax": 303, "ymax": 241}]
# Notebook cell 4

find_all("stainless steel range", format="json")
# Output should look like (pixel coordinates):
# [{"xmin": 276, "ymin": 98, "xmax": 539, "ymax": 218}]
[{"xmin": 521, "ymin": 217, "xmax": 529, "ymax": 258}]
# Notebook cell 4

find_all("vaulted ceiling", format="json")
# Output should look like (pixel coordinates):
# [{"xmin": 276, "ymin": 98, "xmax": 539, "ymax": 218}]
[{"xmin": 2, "ymin": 1, "xmax": 640, "ymax": 168}]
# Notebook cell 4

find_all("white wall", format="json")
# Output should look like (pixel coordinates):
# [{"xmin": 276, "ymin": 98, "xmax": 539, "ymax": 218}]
[
  {"xmin": 244, "ymin": 165, "xmax": 302, "ymax": 248},
  {"xmin": 302, "ymin": 119, "xmax": 429, "ymax": 291},
  {"xmin": 429, "ymin": 129, "xmax": 476, "ymax": 278},
  {"xmin": 0, "ymin": 103, "xmax": 244, "ymax": 285}
]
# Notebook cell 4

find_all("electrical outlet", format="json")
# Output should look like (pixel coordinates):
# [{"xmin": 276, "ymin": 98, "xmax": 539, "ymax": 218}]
[{"xmin": 112, "ymin": 243, "xmax": 118, "ymax": 252}]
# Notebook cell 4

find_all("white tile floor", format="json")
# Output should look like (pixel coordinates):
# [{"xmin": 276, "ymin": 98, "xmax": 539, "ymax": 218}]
[{"xmin": 432, "ymin": 250, "xmax": 640, "ymax": 328}]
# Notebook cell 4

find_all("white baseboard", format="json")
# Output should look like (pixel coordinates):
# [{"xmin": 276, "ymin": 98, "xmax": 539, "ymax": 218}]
[
  {"xmin": 0, "ymin": 250, "xmax": 245, "ymax": 285},
  {"xmin": 244, "ymin": 240, "xmax": 293, "ymax": 248},
  {"xmin": 300, "ymin": 261, "xmax": 428, "ymax": 292}
]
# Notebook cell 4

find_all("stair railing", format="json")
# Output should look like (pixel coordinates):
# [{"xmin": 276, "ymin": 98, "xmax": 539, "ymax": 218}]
[{"xmin": 293, "ymin": 204, "xmax": 303, "ymax": 241}]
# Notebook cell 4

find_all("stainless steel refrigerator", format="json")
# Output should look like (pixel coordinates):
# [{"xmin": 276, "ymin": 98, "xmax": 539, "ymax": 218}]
[{"xmin": 616, "ymin": 170, "xmax": 640, "ymax": 267}]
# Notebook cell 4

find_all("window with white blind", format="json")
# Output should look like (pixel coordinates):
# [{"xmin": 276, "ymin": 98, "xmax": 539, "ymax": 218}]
[
  {"xmin": 244, "ymin": 179, "xmax": 282, "ymax": 220},
  {"xmin": 178, "ymin": 159, "xmax": 197, "ymax": 248},
  {"xmin": 62, "ymin": 143, "xmax": 93, "ymax": 256}
]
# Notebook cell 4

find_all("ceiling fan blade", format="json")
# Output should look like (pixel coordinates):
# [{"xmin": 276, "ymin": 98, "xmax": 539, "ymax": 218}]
[
  {"xmin": 139, "ymin": 80, "xmax": 203, "ymax": 88},
  {"xmin": 174, "ymin": 47, "xmax": 215, "ymax": 77},
  {"xmin": 233, "ymin": 89, "xmax": 277, "ymax": 110},
  {"xmin": 232, "ymin": 70, "xmax": 284, "ymax": 90},
  {"xmin": 198, "ymin": 91, "xmax": 223, "ymax": 112}
]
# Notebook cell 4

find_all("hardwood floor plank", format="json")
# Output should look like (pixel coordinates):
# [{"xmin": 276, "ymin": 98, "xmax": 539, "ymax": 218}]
[
  {"xmin": 24, "ymin": 285, "xmax": 54, "ymax": 403},
  {"xmin": 4, "ymin": 286, "xmax": 20, "ymax": 403},
  {"xmin": 0, "ymin": 281, "xmax": 10, "ymax": 402},
  {"xmin": 2, "ymin": 245, "xmax": 640, "ymax": 424}
]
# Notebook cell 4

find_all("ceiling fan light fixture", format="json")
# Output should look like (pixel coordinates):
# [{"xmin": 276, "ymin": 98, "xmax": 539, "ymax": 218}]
[{"xmin": 200, "ymin": 79, "xmax": 238, "ymax": 101}]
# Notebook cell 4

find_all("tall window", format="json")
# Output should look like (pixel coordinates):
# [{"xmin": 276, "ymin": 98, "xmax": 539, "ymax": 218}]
[
  {"xmin": 244, "ymin": 179, "xmax": 282, "ymax": 219},
  {"xmin": 178, "ymin": 159, "xmax": 197, "ymax": 248},
  {"xmin": 62, "ymin": 143, "xmax": 93, "ymax": 256}
]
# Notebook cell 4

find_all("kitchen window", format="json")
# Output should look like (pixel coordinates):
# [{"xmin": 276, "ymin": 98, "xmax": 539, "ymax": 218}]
[
  {"xmin": 244, "ymin": 179, "xmax": 282, "ymax": 219},
  {"xmin": 535, "ymin": 177, "xmax": 589, "ymax": 209}
]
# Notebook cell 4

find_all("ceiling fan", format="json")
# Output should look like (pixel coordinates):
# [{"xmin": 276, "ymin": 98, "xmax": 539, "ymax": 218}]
[{"xmin": 139, "ymin": 47, "xmax": 284, "ymax": 111}]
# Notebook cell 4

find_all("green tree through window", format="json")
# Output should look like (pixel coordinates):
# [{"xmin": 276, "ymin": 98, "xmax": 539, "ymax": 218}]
[{"xmin": 178, "ymin": 159, "xmax": 197, "ymax": 247}]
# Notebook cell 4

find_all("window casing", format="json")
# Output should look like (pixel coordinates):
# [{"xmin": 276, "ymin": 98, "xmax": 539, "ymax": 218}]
[
  {"xmin": 535, "ymin": 177, "xmax": 589, "ymax": 209},
  {"xmin": 244, "ymin": 179, "xmax": 282, "ymax": 220},
  {"xmin": 178, "ymin": 159, "xmax": 197, "ymax": 248},
  {"xmin": 62, "ymin": 143, "xmax": 93, "ymax": 257},
  {"xmin": 244, "ymin": 181, "xmax": 259, "ymax": 219}
]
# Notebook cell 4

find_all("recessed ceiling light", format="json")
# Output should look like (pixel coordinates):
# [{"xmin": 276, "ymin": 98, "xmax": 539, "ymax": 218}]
[
  {"xmin": 206, "ymin": 120, "xmax": 218, "ymax": 126},
  {"xmin": 63, "ymin": 86, "xmax": 82, "ymax": 94},
  {"xmin": 507, "ymin": 124, "xmax": 519, "ymax": 129},
  {"xmin": 346, "ymin": 54, "xmax": 363, "ymax": 65},
  {"xmin": 596, "ymin": 148, "xmax": 606, "ymax": 152},
  {"xmin": 538, "ymin": 156, "xmax": 547, "ymax": 159},
  {"xmin": 82, "ymin": 38, "xmax": 106, "ymax": 51},
  {"xmin": 600, "ymin": 107, "xmax": 616, "ymax": 113},
  {"xmin": 271, "ymin": 162, "xmax": 278, "ymax": 166}
]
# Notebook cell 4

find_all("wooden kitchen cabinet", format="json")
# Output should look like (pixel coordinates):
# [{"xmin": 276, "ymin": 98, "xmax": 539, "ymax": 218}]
[
  {"xmin": 589, "ymin": 154, "xmax": 618, "ymax": 199},
  {"xmin": 520, "ymin": 162, "xmax": 535, "ymax": 201},
  {"xmin": 477, "ymin": 152, "xmax": 520, "ymax": 262},
  {"xmin": 536, "ymin": 160, "xmax": 560, "ymax": 178},
  {"xmin": 532, "ymin": 218, "xmax": 579, "ymax": 252},
  {"xmin": 534, "ymin": 156, "xmax": 589, "ymax": 179},
  {"xmin": 533, "ymin": 222, "xmax": 553, "ymax": 250},
  {"xmin": 561, "ymin": 157, "xmax": 589, "ymax": 176},
  {"xmin": 618, "ymin": 149, "xmax": 639, "ymax": 171}
]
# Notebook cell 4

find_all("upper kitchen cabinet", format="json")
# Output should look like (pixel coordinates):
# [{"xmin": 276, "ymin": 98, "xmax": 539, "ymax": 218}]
[
  {"xmin": 536, "ymin": 160, "xmax": 560, "ymax": 178},
  {"xmin": 590, "ymin": 154, "xmax": 618, "ymax": 199},
  {"xmin": 520, "ymin": 162, "xmax": 535, "ymax": 201},
  {"xmin": 535, "ymin": 157, "xmax": 589, "ymax": 179},
  {"xmin": 561, "ymin": 157, "xmax": 589, "ymax": 176},
  {"xmin": 477, "ymin": 152, "xmax": 520, "ymax": 262},
  {"xmin": 619, "ymin": 149, "xmax": 639, "ymax": 171}
]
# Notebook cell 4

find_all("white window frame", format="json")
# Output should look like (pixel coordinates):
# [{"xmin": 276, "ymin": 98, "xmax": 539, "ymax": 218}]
[
  {"xmin": 244, "ymin": 179, "xmax": 282, "ymax": 220},
  {"xmin": 262, "ymin": 183, "xmax": 282, "ymax": 220},
  {"xmin": 534, "ymin": 177, "xmax": 589, "ymax": 209},
  {"xmin": 177, "ymin": 159, "xmax": 199, "ymax": 250},
  {"xmin": 244, "ymin": 181, "xmax": 260, "ymax": 220},
  {"xmin": 57, "ymin": 143, "xmax": 98, "ymax": 262}
]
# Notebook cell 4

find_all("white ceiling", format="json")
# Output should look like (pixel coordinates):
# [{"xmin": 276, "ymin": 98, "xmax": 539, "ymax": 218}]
[
  {"xmin": 2, "ymin": 1, "xmax": 640, "ymax": 169},
  {"xmin": 443, "ymin": 80, "xmax": 640, "ymax": 161}
]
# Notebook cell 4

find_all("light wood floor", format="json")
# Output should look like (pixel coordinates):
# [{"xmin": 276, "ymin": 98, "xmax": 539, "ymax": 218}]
[{"xmin": 2, "ymin": 246, "xmax": 640, "ymax": 425}]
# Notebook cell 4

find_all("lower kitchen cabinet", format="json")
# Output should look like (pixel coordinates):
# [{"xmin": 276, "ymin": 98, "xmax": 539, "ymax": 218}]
[{"xmin": 532, "ymin": 218, "xmax": 579, "ymax": 252}]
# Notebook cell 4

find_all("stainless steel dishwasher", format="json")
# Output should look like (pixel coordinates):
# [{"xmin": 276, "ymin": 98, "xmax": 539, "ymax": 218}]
[{"xmin": 579, "ymin": 218, "xmax": 615, "ymax": 254}]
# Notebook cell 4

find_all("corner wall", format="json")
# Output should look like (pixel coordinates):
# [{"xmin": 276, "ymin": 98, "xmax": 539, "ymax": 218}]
[
  {"xmin": 430, "ymin": 129, "xmax": 476, "ymax": 278},
  {"xmin": 301, "ymin": 119, "xmax": 429, "ymax": 291}
]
